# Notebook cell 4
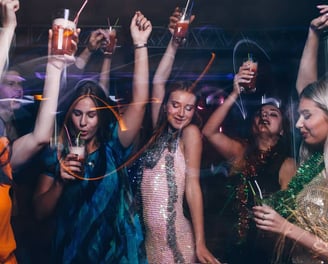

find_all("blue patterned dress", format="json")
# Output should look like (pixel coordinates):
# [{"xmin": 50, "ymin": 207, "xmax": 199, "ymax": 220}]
[{"xmin": 43, "ymin": 123, "xmax": 147, "ymax": 264}]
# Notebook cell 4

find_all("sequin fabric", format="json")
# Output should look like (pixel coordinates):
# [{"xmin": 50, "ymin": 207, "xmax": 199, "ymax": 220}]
[
  {"xmin": 292, "ymin": 172, "xmax": 328, "ymax": 264},
  {"xmin": 141, "ymin": 144, "xmax": 196, "ymax": 264}
]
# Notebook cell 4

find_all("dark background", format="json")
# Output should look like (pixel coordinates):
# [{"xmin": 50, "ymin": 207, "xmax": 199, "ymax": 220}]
[{"xmin": 11, "ymin": 1, "xmax": 326, "ymax": 263}]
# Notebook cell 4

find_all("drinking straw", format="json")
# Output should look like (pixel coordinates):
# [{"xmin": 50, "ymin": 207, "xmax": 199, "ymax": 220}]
[
  {"xmin": 74, "ymin": 0, "xmax": 88, "ymax": 24},
  {"xmin": 76, "ymin": 131, "xmax": 82, "ymax": 146},
  {"xmin": 64, "ymin": 125, "xmax": 73, "ymax": 147},
  {"xmin": 107, "ymin": 17, "xmax": 120, "ymax": 29},
  {"xmin": 182, "ymin": 0, "xmax": 194, "ymax": 19},
  {"xmin": 113, "ymin": 18, "xmax": 119, "ymax": 27},
  {"xmin": 254, "ymin": 180, "xmax": 263, "ymax": 200},
  {"xmin": 182, "ymin": 0, "xmax": 190, "ymax": 18}
]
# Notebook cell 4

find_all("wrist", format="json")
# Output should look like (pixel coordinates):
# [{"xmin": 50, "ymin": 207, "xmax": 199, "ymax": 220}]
[
  {"xmin": 133, "ymin": 43, "xmax": 148, "ymax": 49},
  {"xmin": 86, "ymin": 44, "xmax": 96, "ymax": 53}
]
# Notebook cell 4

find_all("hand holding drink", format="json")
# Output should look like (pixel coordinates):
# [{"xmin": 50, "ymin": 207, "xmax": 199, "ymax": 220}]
[
  {"xmin": 100, "ymin": 27, "xmax": 117, "ymax": 56},
  {"xmin": 172, "ymin": 0, "xmax": 194, "ymax": 45},
  {"xmin": 60, "ymin": 137, "xmax": 86, "ymax": 181},
  {"xmin": 172, "ymin": 7, "xmax": 191, "ymax": 45},
  {"xmin": 240, "ymin": 54, "xmax": 258, "ymax": 93}
]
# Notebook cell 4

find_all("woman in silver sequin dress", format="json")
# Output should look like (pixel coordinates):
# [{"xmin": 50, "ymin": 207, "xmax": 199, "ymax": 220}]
[
  {"xmin": 137, "ymin": 8, "xmax": 220, "ymax": 264},
  {"xmin": 253, "ymin": 6, "xmax": 328, "ymax": 263}
]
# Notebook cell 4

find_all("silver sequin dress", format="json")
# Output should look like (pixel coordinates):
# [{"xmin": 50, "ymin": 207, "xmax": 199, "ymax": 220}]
[{"xmin": 141, "ymin": 145, "xmax": 196, "ymax": 264}]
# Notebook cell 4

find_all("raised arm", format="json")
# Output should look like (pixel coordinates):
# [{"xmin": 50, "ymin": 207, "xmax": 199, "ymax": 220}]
[
  {"xmin": 118, "ymin": 11, "xmax": 151, "ymax": 147},
  {"xmin": 296, "ymin": 5, "xmax": 328, "ymax": 95},
  {"xmin": 98, "ymin": 28, "xmax": 117, "ymax": 97},
  {"xmin": 0, "ymin": 0, "xmax": 19, "ymax": 78},
  {"xmin": 75, "ymin": 29, "xmax": 104, "ymax": 70},
  {"xmin": 202, "ymin": 63, "xmax": 253, "ymax": 162},
  {"xmin": 10, "ymin": 31, "xmax": 77, "ymax": 170},
  {"xmin": 152, "ymin": 7, "xmax": 182, "ymax": 127}
]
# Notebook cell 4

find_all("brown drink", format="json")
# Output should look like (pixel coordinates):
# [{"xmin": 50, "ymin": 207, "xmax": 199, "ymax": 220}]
[
  {"xmin": 173, "ymin": 20, "xmax": 189, "ymax": 39},
  {"xmin": 241, "ymin": 57, "xmax": 258, "ymax": 93},
  {"xmin": 173, "ymin": 7, "xmax": 191, "ymax": 44},
  {"xmin": 101, "ymin": 27, "xmax": 116, "ymax": 55},
  {"xmin": 51, "ymin": 9, "xmax": 76, "ymax": 56}
]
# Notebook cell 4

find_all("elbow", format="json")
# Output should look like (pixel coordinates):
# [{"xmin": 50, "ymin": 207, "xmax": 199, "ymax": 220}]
[
  {"xmin": 202, "ymin": 127, "xmax": 212, "ymax": 139},
  {"xmin": 33, "ymin": 196, "xmax": 52, "ymax": 221}
]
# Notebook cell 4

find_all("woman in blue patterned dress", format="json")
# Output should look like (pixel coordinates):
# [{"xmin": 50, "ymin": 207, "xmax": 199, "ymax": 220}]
[{"xmin": 33, "ymin": 11, "xmax": 152, "ymax": 264}]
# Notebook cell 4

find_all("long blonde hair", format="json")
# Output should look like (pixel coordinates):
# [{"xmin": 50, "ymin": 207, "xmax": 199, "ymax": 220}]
[{"xmin": 298, "ymin": 77, "xmax": 328, "ymax": 176}]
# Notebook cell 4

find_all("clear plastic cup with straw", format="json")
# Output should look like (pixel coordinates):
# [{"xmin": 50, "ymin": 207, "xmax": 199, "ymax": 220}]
[
  {"xmin": 51, "ymin": 8, "xmax": 77, "ymax": 55},
  {"xmin": 173, "ymin": 0, "xmax": 193, "ymax": 44},
  {"xmin": 68, "ymin": 133, "xmax": 86, "ymax": 177}
]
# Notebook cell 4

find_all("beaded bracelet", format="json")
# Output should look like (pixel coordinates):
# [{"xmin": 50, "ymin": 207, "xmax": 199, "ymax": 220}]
[{"xmin": 134, "ymin": 43, "xmax": 148, "ymax": 49}]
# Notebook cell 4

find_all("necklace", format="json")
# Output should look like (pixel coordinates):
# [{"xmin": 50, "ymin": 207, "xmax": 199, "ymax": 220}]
[
  {"xmin": 235, "ymin": 146, "xmax": 276, "ymax": 241},
  {"xmin": 266, "ymin": 152, "xmax": 324, "ymax": 220}
]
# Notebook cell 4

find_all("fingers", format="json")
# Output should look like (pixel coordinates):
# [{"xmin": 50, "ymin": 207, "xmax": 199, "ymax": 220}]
[
  {"xmin": 60, "ymin": 155, "xmax": 83, "ymax": 180},
  {"xmin": 0, "ymin": 0, "xmax": 19, "ymax": 12},
  {"xmin": 134, "ymin": 11, "xmax": 151, "ymax": 31}
]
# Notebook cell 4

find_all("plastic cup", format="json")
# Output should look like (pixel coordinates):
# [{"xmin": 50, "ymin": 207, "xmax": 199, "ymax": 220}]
[
  {"xmin": 173, "ymin": 8, "xmax": 191, "ymax": 44},
  {"xmin": 68, "ymin": 143, "xmax": 85, "ymax": 177},
  {"xmin": 100, "ymin": 27, "xmax": 116, "ymax": 55},
  {"xmin": 241, "ymin": 56, "xmax": 258, "ymax": 93},
  {"xmin": 51, "ymin": 9, "xmax": 77, "ymax": 56}
]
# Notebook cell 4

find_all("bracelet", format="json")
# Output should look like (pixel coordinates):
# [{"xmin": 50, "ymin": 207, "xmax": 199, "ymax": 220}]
[{"xmin": 134, "ymin": 43, "xmax": 148, "ymax": 49}]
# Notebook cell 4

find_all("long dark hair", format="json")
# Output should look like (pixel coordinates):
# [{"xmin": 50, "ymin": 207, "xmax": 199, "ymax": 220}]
[{"xmin": 59, "ymin": 80, "xmax": 116, "ymax": 147}]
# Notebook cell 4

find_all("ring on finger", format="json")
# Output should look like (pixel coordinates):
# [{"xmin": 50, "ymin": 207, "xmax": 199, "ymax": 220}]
[{"xmin": 262, "ymin": 213, "xmax": 265, "ymax": 220}]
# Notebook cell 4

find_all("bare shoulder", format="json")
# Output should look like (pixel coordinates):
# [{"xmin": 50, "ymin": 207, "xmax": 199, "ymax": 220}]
[
  {"xmin": 279, "ymin": 157, "xmax": 297, "ymax": 190},
  {"xmin": 180, "ymin": 124, "xmax": 202, "ymax": 151},
  {"xmin": 181, "ymin": 124, "xmax": 201, "ymax": 139}
]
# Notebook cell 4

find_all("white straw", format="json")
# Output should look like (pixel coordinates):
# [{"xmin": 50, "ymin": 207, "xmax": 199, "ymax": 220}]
[
  {"xmin": 182, "ymin": 0, "xmax": 191, "ymax": 19},
  {"xmin": 254, "ymin": 180, "xmax": 263, "ymax": 200}
]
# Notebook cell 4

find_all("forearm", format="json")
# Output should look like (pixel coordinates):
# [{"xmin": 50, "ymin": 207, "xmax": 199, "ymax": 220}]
[
  {"xmin": 131, "ymin": 46, "xmax": 149, "ymax": 107},
  {"xmin": 11, "ymin": 63, "xmax": 61, "ymax": 168},
  {"xmin": 118, "ymin": 46, "xmax": 149, "ymax": 146},
  {"xmin": 186, "ymin": 184, "xmax": 206, "ymax": 246},
  {"xmin": 99, "ymin": 56, "xmax": 112, "ymax": 97},
  {"xmin": 285, "ymin": 221, "xmax": 328, "ymax": 261},
  {"xmin": 153, "ymin": 38, "xmax": 178, "ymax": 87},
  {"xmin": 202, "ymin": 91, "xmax": 238, "ymax": 137},
  {"xmin": 296, "ymin": 28, "xmax": 319, "ymax": 95},
  {"xmin": 33, "ymin": 63, "xmax": 61, "ymax": 143},
  {"xmin": 0, "ymin": 26, "xmax": 15, "ymax": 77},
  {"xmin": 75, "ymin": 47, "xmax": 92, "ymax": 70}
]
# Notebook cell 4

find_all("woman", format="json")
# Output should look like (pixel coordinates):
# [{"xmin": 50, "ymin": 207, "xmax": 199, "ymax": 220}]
[
  {"xmin": 33, "ymin": 12, "xmax": 151, "ymax": 263},
  {"xmin": 253, "ymin": 78, "xmax": 328, "ymax": 263},
  {"xmin": 0, "ymin": 0, "xmax": 72, "ymax": 263},
  {"xmin": 202, "ymin": 63, "xmax": 296, "ymax": 263},
  {"xmin": 134, "ymin": 8, "xmax": 219, "ymax": 264},
  {"xmin": 253, "ymin": 6, "xmax": 328, "ymax": 263}
]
